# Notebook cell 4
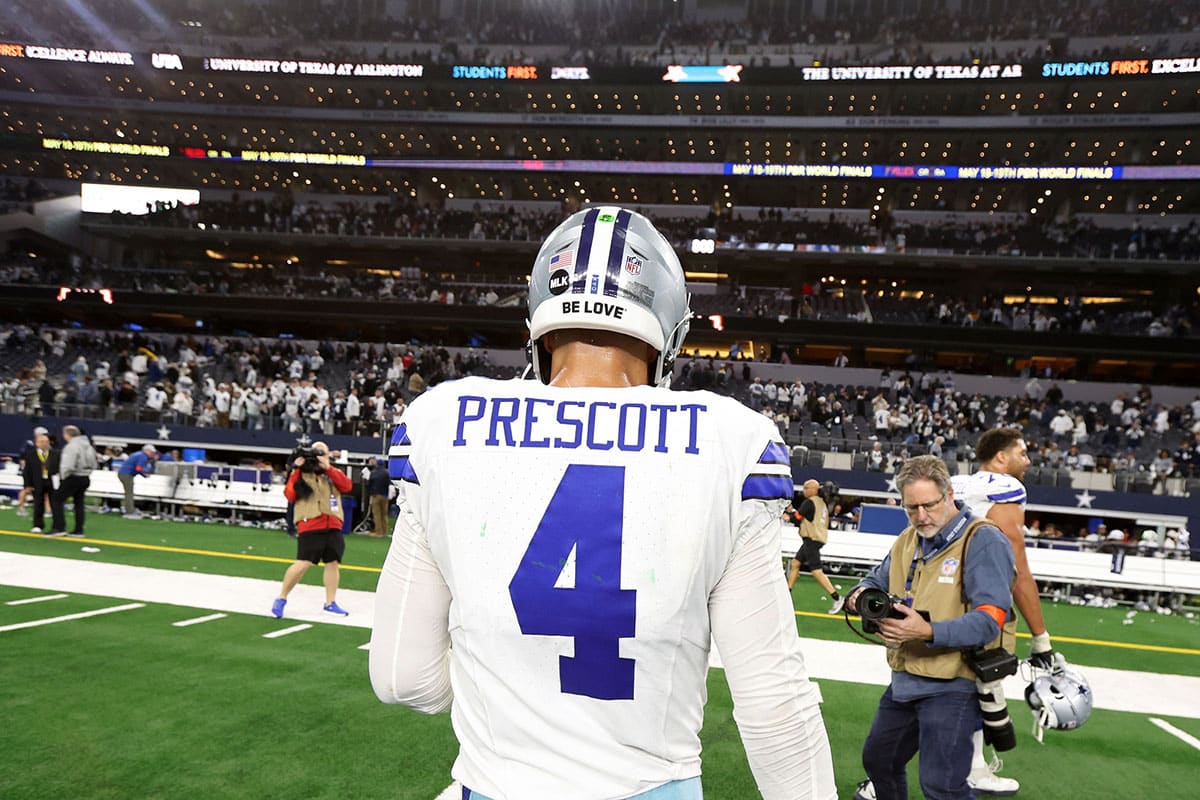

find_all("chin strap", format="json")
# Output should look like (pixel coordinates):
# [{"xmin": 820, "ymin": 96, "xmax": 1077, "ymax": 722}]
[{"xmin": 1024, "ymin": 652, "xmax": 1069, "ymax": 744}]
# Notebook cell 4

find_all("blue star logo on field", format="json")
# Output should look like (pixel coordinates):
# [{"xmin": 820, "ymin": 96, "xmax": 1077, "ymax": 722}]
[
  {"xmin": 1075, "ymin": 490, "xmax": 1096, "ymax": 508},
  {"xmin": 157, "ymin": 424, "xmax": 172, "ymax": 440}
]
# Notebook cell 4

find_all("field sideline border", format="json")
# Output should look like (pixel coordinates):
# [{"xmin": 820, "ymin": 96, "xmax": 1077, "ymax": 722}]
[
  {"xmin": 794, "ymin": 609, "xmax": 1200, "ymax": 656},
  {"xmin": 0, "ymin": 527, "xmax": 381, "ymax": 572},
  {"xmin": 3, "ymin": 527, "xmax": 1199, "ymax": 657},
  {"xmin": 4, "ymin": 552, "xmax": 1200, "ymax": 720}
]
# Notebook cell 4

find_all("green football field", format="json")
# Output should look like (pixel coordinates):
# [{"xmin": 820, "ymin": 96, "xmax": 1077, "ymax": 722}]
[{"xmin": 1, "ymin": 508, "xmax": 1198, "ymax": 799}]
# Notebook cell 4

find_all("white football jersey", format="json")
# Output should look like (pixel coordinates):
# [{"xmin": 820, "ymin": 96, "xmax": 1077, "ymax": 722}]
[
  {"xmin": 951, "ymin": 470, "xmax": 1027, "ymax": 518},
  {"xmin": 372, "ymin": 376, "xmax": 831, "ymax": 800}
]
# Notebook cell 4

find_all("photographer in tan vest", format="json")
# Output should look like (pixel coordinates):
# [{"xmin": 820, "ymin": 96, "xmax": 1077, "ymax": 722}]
[
  {"xmin": 847, "ymin": 456, "xmax": 1015, "ymax": 800},
  {"xmin": 786, "ymin": 479, "xmax": 843, "ymax": 614},
  {"xmin": 271, "ymin": 442, "xmax": 353, "ymax": 619}
]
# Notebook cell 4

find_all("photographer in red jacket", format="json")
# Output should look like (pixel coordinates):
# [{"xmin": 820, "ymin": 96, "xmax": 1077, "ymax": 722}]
[{"xmin": 271, "ymin": 441, "xmax": 353, "ymax": 618}]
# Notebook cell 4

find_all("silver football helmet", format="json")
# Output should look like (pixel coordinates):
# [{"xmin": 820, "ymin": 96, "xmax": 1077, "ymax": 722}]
[
  {"xmin": 527, "ymin": 206, "xmax": 691, "ymax": 387},
  {"xmin": 1025, "ymin": 662, "xmax": 1093, "ymax": 742}
]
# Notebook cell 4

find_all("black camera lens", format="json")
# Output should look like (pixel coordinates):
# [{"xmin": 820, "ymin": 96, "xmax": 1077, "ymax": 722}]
[
  {"xmin": 977, "ymin": 679, "xmax": 1018, "ymax": 751},
  {"xmin": 858, "ymin": 588, "xmax": 895, "ymax": 621},
  {"xmin": 862, "ymin": 593, "xmax": 887, "ymax": 617}
]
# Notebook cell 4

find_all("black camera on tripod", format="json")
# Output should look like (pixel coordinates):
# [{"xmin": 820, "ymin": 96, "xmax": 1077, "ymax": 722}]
[
  {"xmin": 292, "ymin": 445, "xmax": 327, "ymax": 474},
  {"xmin": 856, "ymin": 587, "xmax": 930, "ymax": 633}
]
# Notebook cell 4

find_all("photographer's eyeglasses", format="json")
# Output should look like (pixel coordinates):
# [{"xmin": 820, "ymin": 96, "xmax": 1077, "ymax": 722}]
[{"xmin": 902, "ymin": 494, "xmax": 945, "ymax": 515}]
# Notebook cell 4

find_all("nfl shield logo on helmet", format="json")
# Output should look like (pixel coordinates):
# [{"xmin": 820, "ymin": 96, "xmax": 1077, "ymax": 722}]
[
  {"xmin": 624, "ymin": 255, "xmax": 643, "ymax": 275},
  {"xmin": 941, "ymin": 558, "xmax": 959, "ymax": 576}
]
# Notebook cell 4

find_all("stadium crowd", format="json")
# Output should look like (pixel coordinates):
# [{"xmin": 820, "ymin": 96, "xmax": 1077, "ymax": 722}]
[
  {"xmin": 103, "ymin": 198, "xmax": 1200, "ymax": 264},
  {"xmin": 4, "ymin": 0, "xmax": 1194, "ymax": 68},
  {"xmin": 0, "ymin": 324, "xmax": 514, "ymax": 438},
  {"xmin": 3, "ymin": 246, "xmax": 1194, "ymax": 342},
  {"xmin": 2, "ymin": 242, "xmax": 1195, "ymax": 342},
  {"xmin": 4, "ymin": 324, "xmax": 1198, "ymax": 491}
]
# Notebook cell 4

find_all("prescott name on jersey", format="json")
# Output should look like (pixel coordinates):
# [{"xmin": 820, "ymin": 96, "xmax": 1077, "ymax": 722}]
[{"xmin": 452, "ymin": 393, "xmax": 706, "ymax": 454}]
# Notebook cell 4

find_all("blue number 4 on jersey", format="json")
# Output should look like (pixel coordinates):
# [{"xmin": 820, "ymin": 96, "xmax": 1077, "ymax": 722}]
[{"xmin": 508, "ymin": 464, "xmax": 637, "ymax": 700}]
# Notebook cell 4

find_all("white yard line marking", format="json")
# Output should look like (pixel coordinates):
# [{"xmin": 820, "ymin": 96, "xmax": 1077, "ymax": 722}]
[
  {"xmin": 0, "ymin": 602, "xmax": 145, "ymax": 633},
  {"xmin": 172, "ymin": 612, "xmax": 228, "ymax": 627},
  {"xmin": 5, "ymin": 553, "xmax": 1200, "ymax": 720},
  {"xmin": 6, "ymin": 593, "xmax": 69, "ymax": 605},
  {"xmin": 0, "ymin": 553, "xmax": 372, "ymax": 628},
  {"xmin": 1150, "ymin": 717, "xmax": 1200, "ymax": 751},
  {"xmin": 434, "ymin": 781, "xmax": 461, "ymax": 800},
  {"xmin": 263, "ymin": 624, "xmax": 312, "ymax": 639}
]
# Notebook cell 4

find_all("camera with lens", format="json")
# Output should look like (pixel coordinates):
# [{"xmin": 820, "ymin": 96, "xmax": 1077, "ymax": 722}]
[
  {"xmin": 856, "ymin": 587, "xmax": 930, "ymax": 633},
  {"xmin": 968, "ymin": 647, "xmax": 1020, "ymax": 751},
  {"xmin": 292, "ymin": 446, "xmax": 327, "ymax": 474}
]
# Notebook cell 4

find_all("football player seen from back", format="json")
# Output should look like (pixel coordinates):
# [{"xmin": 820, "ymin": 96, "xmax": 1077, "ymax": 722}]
[{"xmin": 370, "ymin": 207, "xmax": 836, "ymax": 800}]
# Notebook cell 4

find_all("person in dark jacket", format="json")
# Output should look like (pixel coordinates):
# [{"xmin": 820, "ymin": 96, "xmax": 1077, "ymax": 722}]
[
  {"xmin": 366, "ymin": 456, "xmax": 392, "ymax": 538},
  {"xmin": 27, "ymin": 430, "xmax": 57, "ymax": 534}
]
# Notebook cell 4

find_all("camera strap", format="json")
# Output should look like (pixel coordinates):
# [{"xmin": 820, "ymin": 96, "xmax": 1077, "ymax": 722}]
[{"xmin": 842, "ymin": 608, "xmax": 888, "ymax": 647}]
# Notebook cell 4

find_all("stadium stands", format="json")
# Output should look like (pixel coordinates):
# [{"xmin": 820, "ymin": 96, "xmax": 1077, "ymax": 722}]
[{"xmin": 0, "ymin": 0, "xmax": 1196, "ymax": 562}]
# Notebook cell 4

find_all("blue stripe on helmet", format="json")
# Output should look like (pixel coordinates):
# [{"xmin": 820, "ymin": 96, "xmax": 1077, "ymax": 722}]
[
  {"xmin": 602, "ymin": 209, "xmax": 632, "ymax": 297},
  {"xmin": 571, "ymin": 207, "xmax": 601, "ymax": 293},
  {"xmin": 757, "ymin": 441, "xmax": 790, "ymax": 465},
  {"xmin": 740, "ymin": 474, "xmax": 794, "ymax": 501}
]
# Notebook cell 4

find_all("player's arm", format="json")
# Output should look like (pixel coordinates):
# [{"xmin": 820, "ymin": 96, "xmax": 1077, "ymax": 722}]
[
  {"xmin": 711, "ymin": 500, "xmax": 836, "ymax": 800},
  {"xmin": 987, "ymin": 502, "xmax": 1053, "ymax": 663},
  {"xmin": 369, "ymin": 496, "xmax": 453, "ymax": 714}
]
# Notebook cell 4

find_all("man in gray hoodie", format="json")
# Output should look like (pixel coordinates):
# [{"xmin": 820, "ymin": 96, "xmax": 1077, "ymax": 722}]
[{"xmin": 49, "ymin": 425, "xmax": 98, "ymax": 537}]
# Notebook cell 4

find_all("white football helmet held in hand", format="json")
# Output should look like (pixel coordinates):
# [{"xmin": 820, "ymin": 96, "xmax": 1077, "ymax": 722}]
[{"xmin": 1025, "ymin": 661, "xmax": 1093, "ymax": 742}]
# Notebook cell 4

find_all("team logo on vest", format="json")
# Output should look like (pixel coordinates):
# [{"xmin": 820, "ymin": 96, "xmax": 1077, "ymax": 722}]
[
  {"xmin": 941, "ymin": 558, "xmax": 960, "ymax": 576},
  {"xmin": 548, "ymin": 268, "xmax": 570, "ymax": 295},
  {"xmin": 624, "ymin": 254, "xmax": 643, "ymax": 275}
]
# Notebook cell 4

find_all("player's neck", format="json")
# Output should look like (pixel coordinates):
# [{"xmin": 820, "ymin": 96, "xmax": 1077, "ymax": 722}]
[{"xmin": 547, "ymin": 336, "xmax": 652, "ymax": 389}]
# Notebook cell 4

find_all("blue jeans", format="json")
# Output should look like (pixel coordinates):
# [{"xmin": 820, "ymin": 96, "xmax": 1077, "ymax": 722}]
[
  {"xmin": 464, "ymin": 776, "xmax": 702, "ymax": 800},
  {"xmin": 862, "ymin": 684, "xmax": 980, "ymax": 800}
]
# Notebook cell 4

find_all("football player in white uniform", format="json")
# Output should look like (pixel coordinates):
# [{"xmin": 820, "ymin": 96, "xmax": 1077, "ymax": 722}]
[
  {"xmin": 370, "ymin": 207, "xmax": 836, "ymax": 800},
  {"xmin": 950, "ymin": 427, "xmax": 1052, "ymax": 796}
]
